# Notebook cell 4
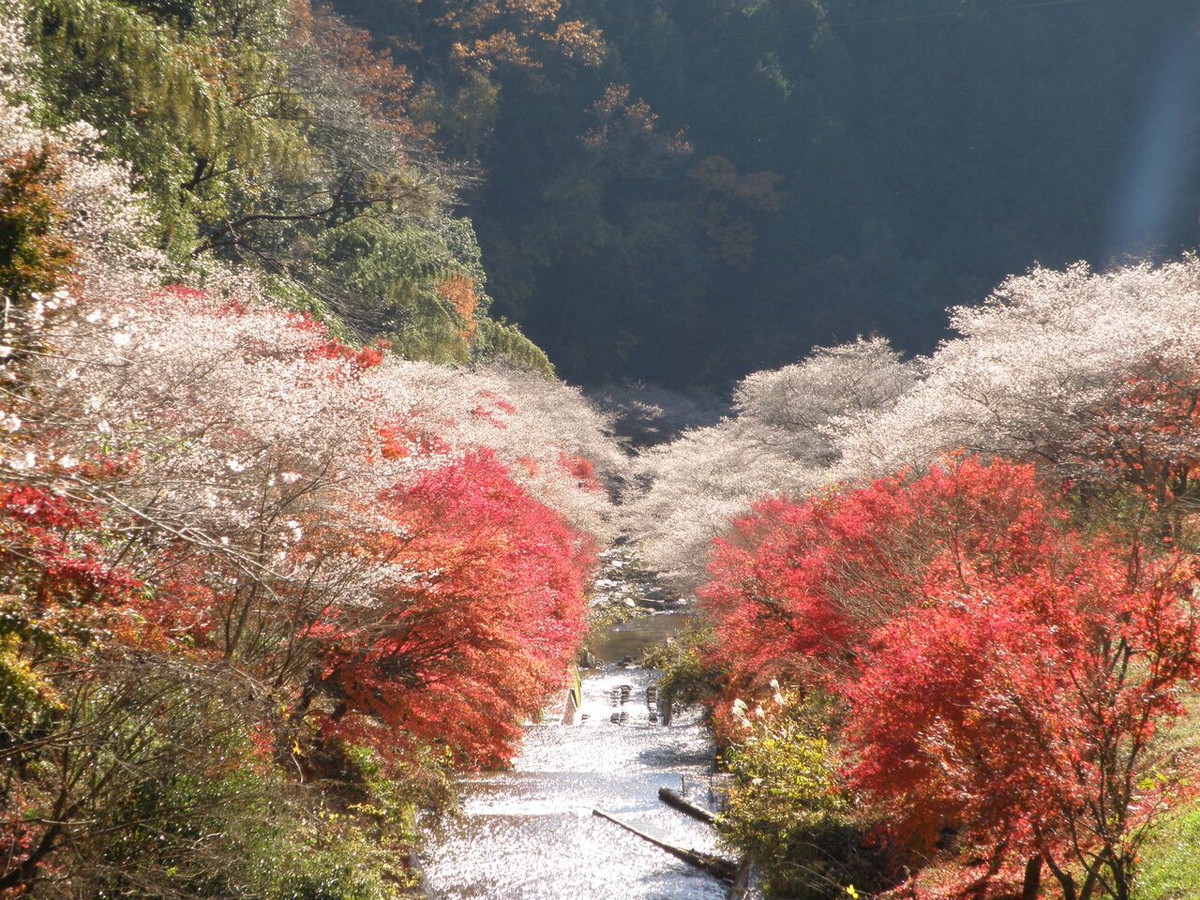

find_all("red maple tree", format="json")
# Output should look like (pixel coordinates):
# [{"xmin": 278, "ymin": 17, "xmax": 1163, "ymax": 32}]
[
  {"xmin": 304, "ymin": 450, "xmax": 592, "ymax": 768},
  {"xmin": 701, "ymin": 457, "xmax": 1200, "ymax": 899},
  {"xmin": 701, "ymin": 457, "xmax": 1062, "ymax": 701},
  {"xmin": 846, "ymin": 547, "xmax": 1200, "ymax": 900}
]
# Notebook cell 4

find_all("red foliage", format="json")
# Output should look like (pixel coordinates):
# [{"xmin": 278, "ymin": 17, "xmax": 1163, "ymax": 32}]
[
  {"xmin": 308, "ymin": 451, "xmax": 593, "ymax": 767},
  {"xmin": 71, "ymin": 449, "xmax": 140, "ymax": 482},
  {"xmin": 0, "ymin": 457, "xmax": 223, "ymax": 658},
  {"xmin": 137, "ymin": 557, "xmax": 220, "ymax": 652},
  {"xmin": 701, "ymin": 455, "xmax": 1200, "ymax": 900},
  {"xmin": 558, "ymin": 452, "xmax": 601, "ymax": 492},
  {"xmin": 701, "ymin": 457, "xmax": 1061, "ymax": 702},
  {"xmin": 310, "ymin": 337, "xmax": 388, "ymax": 374},
  {"xmin": 845, "ymin": 549, "xmax": 1200, "ymax": 899},
  {"xmin": 0, "ymin": 482, "xmax": 140, "ymax": 613}
]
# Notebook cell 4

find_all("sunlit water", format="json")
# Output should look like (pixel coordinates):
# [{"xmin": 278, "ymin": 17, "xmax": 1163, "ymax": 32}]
[
  {"xmin": 420, "ymin": 614, "xmax": 729, "ymax": 899},
  {"xmin": 589, "ymin": 610, "xmax": 692, "ymax": 664}
]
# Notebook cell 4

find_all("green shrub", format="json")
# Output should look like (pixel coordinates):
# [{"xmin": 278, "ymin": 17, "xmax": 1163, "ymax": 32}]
[
  {"xmin": 718, "ymin": 686, "xmax": 886, "ymax": 899},
  {"xmin": 641, "ymin": 625, "xmax": 721, "ymax": 721}
]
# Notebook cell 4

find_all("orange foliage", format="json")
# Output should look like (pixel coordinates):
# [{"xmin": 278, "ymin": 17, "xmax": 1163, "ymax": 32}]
[
  {"xmin": 377, "ymin": 420, "xmax": 450, "ymax": 460},
  {"xmin": 580, "ymin": 85, "xmax": 693, "ymax": 178},
  {"xmin": 289, "ymin": 0, "xmax": 424, "ymax": 139},
  {"xmin": 546, "ymin": 21, "xmax": 605, "ymax": 67},
  {"xmin": 688, "ymin": 155, "xmax": 783, "ymax": 271},
  {"xmin": 454, "ymin": 31, "xmax": 538, "ymax": 72},
  {"xmin": 435, "ymin": 0, "xmax": 600, "ymax": 76},
  {"xmin": 437, "ymin": 275, "xmax": 480, "ymax": 342},
  {"xmin": 0, "ymin": 147, "xmax": 76, "ymax": 368}
]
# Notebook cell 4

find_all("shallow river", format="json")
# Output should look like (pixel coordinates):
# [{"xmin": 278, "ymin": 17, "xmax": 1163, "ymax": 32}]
[{"xmin": 420, "ymin": 612, "xmax": 729, "ymax": 899}]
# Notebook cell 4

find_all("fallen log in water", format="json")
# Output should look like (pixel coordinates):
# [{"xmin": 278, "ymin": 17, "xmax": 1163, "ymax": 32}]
[
  {"xmin": 591, "ymin": 808, "xmax": 737, "ymax": 880},
  {"xmin": 657, "ymin": 786, "xmax": 718, "ymax": 823}
]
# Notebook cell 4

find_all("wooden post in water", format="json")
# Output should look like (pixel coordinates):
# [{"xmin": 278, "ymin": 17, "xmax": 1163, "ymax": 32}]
[
  {"xmin": 562, "ymin": 664, "xmax": 582, "ymax": 723},
  {"xmin": 591, "ymin": 808, "xmax": 736, "ymax": 880},
  {"xmin": 657, "ymin": 786, "xmax": 717, "ymax": 823}
]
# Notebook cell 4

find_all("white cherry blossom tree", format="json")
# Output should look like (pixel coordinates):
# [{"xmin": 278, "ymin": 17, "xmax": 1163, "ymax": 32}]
[{"xmin": 627, "ymin": 338, "xmax": 915, "ymax": 589}]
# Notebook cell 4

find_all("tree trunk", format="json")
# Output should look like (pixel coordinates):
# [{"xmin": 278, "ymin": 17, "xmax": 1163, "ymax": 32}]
[
  {"xmin": 1021, "ymin": 855, "xmax": 1043, "ymax": 900},
  {"xmin": 1045, "ymin": 856, "xmax": 1076, "ymax": 900}
]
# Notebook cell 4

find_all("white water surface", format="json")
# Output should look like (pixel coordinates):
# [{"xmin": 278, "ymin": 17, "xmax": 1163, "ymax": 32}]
[{"xmin": 421, "ymin": 662, "xmax": 728, "ymax": 899}]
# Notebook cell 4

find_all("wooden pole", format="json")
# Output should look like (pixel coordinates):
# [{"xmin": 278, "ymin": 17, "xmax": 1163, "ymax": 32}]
[
  {"xmin": 591, "ymin": 808, "xmax": 737, "ymax": 880},
  {"xmin": 657, "ymin": 786, "xmax": 717, "ymax": 823}
]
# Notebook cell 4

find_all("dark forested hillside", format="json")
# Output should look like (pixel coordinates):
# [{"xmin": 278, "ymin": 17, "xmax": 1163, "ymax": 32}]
[{"xmin": 332, "ymin": 0, "xmax": 1200, "ymax": 386}]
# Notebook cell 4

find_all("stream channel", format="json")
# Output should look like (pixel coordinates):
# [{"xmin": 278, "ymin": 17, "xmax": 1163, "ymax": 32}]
[{"xmin": 420, "ymin": 610, "xmax": 730, "ymax": 899}]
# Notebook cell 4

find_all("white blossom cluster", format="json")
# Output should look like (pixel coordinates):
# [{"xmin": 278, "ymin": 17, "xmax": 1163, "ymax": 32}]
[
  {"xmin": 627, "ymin": 338, "xmax": 915, "ymax": 589},
  {"xmin": 0, "ymin": 0, "xmax": 31, "ymax": 99},
  {"xmin": 15, "ymin": 286, "xmax": 624, "ymax": 554},
  {"xmin": 635, "ymin": 258, "xmax": 1200, "ymax": 589},
  {"xmin": 832, "ymin": 258, "xmax": 1200, "ymax": 484},
  {"xmin": 0, "ymin": 85, "xmax": 165, "ymax": 376},
  {"xmin": 54, "ymin": 120, "xmax": 165, "ymax": 293}
]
